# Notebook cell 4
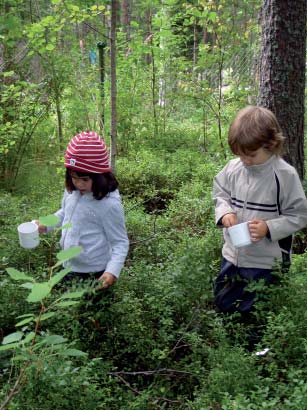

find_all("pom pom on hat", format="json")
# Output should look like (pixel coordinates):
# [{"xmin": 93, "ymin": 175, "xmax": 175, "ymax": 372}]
[{"xmin": 64, "ymin": 131, "xmax": 110, "ymax": 173}]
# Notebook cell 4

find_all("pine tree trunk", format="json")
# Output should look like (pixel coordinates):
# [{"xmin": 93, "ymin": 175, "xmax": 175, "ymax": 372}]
[
  {"xmin": 258, "ymin": 0, "xmax": 306, "ymax": 179},
  {"xmin": 121, "ymin": 0, "xmax": 130, "ymax": 42},
  {"xmin": 110, "ymin": 0, "xmax": 117, "ymax": 172}
]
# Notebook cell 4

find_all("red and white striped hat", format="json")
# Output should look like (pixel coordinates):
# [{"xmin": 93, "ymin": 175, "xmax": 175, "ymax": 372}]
[{"xmin": 64, "ymin": 131, "xmax": 110, "ymax": 173}]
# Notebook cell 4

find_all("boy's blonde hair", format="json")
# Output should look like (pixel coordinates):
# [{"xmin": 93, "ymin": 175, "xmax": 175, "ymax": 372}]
[{"xmin": 228, "ymin": 106, "xmax": 285, "ymax": 156}]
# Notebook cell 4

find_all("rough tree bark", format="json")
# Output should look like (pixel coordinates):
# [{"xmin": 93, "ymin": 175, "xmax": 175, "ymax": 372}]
[
  {"xmin": 110, "ymin": 0, "xmax": 118, "ymax": 172},
  {"xmin": 121, "ymin": 0, "xmax": 131, "ymax": 42},
  {"xmin": 258, "ymin": 0, "xmax": 306, "ymax": 180}
]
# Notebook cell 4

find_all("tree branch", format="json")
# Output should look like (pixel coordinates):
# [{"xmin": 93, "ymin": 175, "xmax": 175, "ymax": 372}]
[{"xmin": 108, "ymin": 373, "xmax": 184, "ymax": 406}]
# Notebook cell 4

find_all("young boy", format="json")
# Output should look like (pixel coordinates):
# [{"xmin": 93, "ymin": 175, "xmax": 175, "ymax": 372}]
[{"xmin": 213, "ymin": 106, "xmax": 307, "ymax": 313}]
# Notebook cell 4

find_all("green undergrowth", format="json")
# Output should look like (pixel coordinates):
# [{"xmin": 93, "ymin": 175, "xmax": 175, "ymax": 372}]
[{"xmin": 1, "ymin": 146, "xmax": 307, "ymax": 409}]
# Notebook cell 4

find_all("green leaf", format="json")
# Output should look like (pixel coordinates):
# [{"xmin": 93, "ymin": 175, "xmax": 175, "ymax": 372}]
[
  {"xmin": 26, "ymin": 283, "xmax": 51, "ymax": 303},
  {"xmin": 54, "ymin": 246, "xmax": 82, "ymax": 267},
  {"xmin": 23, "ymin": 331, "xmax": 35, "ymax": 344},
  {"xmin": 60, "ymin": 348, "xmax": 88, "ymax": 357},
  {"xmin": 59, "ymin": 222, "xmax": 72, "ymax": 230},
  {"xmin": 17, "ymin": 313, "xmax": 35, "ymax": 319},
  {"xmin": 15, "ymin": 317, "xmax": 35, "ymax": 327},
  {"xmin": 39, "ymin": 214, "xmax": 60, "ymax": 227},
  {"xmin": 60, "ymin": 291, "xmax": 85, "ymax": 299},
  {"xmin": 2, "ymin": 331, "xmax": 23, "ymax": 345},
  {"xmin": 40, "ymin": 312, "xmax": 55, "ymax": 322},
  {"xmin": 12, "ymin": 352, "xmax": 35, "ymax": 361},
  {"xmin": 0, "ymin": 342, "xmax": 20, "ymax": 351},
  {"xmin": 44, "ymin": 335, "xmax": 67, "ymax": 345},
  {"xmin": 49, "ymin": 267, "xmax": 71, "ymax": 288},
  {"xmin": 45, "ymin": 44, "xmax": 55, "ymax": 51},
  {"xmin": 56, "ymin": 301, "xmax": 80, "ymax": 308},
  {"xmin": 208, "ymin": 11, "xmax": 217, "ymax": 22},
  {"xmin": 3, "ymin": 71, "xmax": 15, "ymax": 77},
  {"xmin": 6, "ymin": 268, "xmax": 34, "ymax": 282},
  {"xmin": 20, "ymin": 282, "xmax": 34, "ymax": 290}
]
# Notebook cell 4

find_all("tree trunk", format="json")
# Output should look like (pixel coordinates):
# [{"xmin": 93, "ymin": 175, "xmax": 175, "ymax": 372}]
[
  {"xmin": 121, "ymin": 0, "xmax": 130, "ymax": 42},
  {"xmin": 110, "ymin": 0, "xmax": 117, "ymax": 172},
  {"xmin": 258, "ymin": 0, "xmax": 306, "ymax": 180},
  {"xmin": 97, "ymin": 42, "xmax": 106, "ymax": 134}
]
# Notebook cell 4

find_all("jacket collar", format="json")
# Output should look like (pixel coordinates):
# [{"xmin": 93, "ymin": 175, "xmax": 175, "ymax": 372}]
[{"xmin": 242, "ymin": 154, "xmax": 276, "ymax": 173}]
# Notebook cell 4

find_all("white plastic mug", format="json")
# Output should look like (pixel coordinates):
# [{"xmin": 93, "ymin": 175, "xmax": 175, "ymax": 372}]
[
  {"xmin": 228, "ymin": 222, "xmax": 252, "ymax": 248},
  {"xmin": 17, "ymin": 221, "xmax": 40, "ymax": 249}
]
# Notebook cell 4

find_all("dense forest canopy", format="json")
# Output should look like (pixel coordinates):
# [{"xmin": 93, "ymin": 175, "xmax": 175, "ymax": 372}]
[
  {"xmin": 1, "ymin": 1, "xmax": 307, "ymax": 409},
  {"xmin": 1, "ymin": 0, "xmax": 261, "ymax": 185}
]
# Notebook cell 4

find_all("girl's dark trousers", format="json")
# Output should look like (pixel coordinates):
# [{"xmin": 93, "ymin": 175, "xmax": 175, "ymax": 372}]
[{"xmin": 61, "ymin": 271, "xmax": 114, "ymax": 354}]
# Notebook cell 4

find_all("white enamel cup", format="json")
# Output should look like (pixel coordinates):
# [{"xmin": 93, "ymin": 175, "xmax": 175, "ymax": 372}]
[
  {"xmin": 228, "ymin": 222, "xmax": 252, "ymax": 248},
  {"xmin": 17, "ymin": 221, "xmax": 40, "ymax": 249}
]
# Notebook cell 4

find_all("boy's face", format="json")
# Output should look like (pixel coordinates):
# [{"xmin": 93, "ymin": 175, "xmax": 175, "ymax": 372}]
[{"xmin": 239, "ymin": 148, "xmax": 272, "ymax": 166}]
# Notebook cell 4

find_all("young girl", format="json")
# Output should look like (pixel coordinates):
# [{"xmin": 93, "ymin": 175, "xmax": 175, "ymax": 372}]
[
  {"xmin": 213, "ymin": 106, "xmax": 307, "ymax": 313},
  {"xmin": 39, "ymin": 131, "xmax": 129, "ymax": 288}
]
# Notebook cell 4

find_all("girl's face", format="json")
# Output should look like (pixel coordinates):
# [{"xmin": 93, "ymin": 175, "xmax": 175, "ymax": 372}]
[
  {"xmin": 239, "ymin": 147, "xmax": 272, "ymax": 166},
  {"xmin": 70, "ymin": 171, "xmax": 93, "ymax": 194}
]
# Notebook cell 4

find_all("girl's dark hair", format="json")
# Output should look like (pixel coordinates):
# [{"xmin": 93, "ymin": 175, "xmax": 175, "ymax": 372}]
[
  {"xmin": 65, "ymin": 169, "xmax": 119, "ymax": 200},
  {"xmin": 228, "ymin": 105, "xmax": 285, "ymax": 156}
]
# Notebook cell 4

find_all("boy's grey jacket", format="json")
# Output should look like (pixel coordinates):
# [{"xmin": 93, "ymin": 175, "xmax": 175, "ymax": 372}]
[
  {"xmin": 50, "ymin": 189, "xmax": 129, "ymax": 277},
  {"xmin": 213, "ymin": 155, "xmax": 307, "ymax": 269}
]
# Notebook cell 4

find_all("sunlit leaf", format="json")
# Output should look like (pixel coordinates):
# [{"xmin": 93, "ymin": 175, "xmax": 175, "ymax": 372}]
[
  {"xmin": 208, "ymin": 11, "xmax": 217, "ymax": 22},
  {"xmin": 45, "ymin": 44, "xmax": 55, "ymax": 51},
  {"xmin": 40, "ymin": 312, "xmax": 56, "ymax": 321},
  {"xmin": 44, "ymin": 335, "xmax": 67, "ymax": 345},
  {"xmin": 54, "ymin": 246, "xmax": 82, "ymax": 267},
  {"xmin": 60, "ymin": 348, "xmax": 88, "ymax": 357},
  {"xmin": 60, "ymin": 291, "xmax": 85, "ymax": 299},
  {"xmin": 39, "ymin": 214, "xmax": 60, "ymax": 227},
  {"xmin": 6, "ymin": 268, "xmax": 34, "ymax": 282},
  {"xmin": 59, "ymin": 222, "xmax": 72, "ymax": 230},
  {"xmin": 23, "ymin": 331, "xmax": 35, "ymax": 344},
  {"xmin": 3, "ymin": 71, "xmax": 15, "ymax": 77},
  {"xmin": 15, "ymin": 317, "xmax": 35, "ymax": 327},
  {"xmin": 2, "ymin": 331, "xmax": 23, "ymax": 345},
  {"xmin": 0, "ymin": 342, "xmax": 20, "ymax": 351},
  {"xmin": 49, "ymin": 267, "xmax": 71, "ymax": 288},
  {"xmin": 56, "ymin": 301, "xmax": 79, "ymax": 307},
  {"xmin": 17, "ymin": 313, "xmax": 35, "ymax": 319},
  {"xmin": 20, "ymin": 282, "xmax": 34, "ymax": 290},
  {"xmin": 26, "ymin": 283, "xmax": 51, "ymax": 303}
]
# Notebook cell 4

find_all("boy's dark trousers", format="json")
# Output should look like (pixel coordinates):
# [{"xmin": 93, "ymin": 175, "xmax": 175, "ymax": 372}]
[
  {"xmin": 214, "ymin": 258, "xmax": 276, "ymax": 314},
  {"xmin": 214, "ymin": 258, "xmax": 278, "ymax": 350}
]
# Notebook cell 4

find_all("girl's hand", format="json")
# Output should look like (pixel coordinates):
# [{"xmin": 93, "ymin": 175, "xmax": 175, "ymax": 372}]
[
  {"xmin": 221, "ymin": 213, "xmax": 238, "ymax": 227},
  {"xmin": 248, "ymin": 219, "xmax": 268, "ymax": 241},
  {"xmin": 33, "ymin": 220, "xmax": 47, "ymax": 234},
  {"xmin": 98, "ymin": 272, "xmax": 117, "ymax": 289}
]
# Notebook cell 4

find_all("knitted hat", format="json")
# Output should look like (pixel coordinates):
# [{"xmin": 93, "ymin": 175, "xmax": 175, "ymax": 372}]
[{"xmin": 64, "ymin": 131, "xmax": 110, "ymax": 173}]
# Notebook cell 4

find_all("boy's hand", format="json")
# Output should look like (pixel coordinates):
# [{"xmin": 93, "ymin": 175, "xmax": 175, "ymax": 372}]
[
  {"xmin": 221, "ymin": 213, "xmax": 238, "ymax": 227},
  {"xmin": 248, "ymin": 219, "xmax": 268, "ymax": 241},
  {"xmin": 98, "ymin": 272, "xmax": 117, "ymax": 289}
]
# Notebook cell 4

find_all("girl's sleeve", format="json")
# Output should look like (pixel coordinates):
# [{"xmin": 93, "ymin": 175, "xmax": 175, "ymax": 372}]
[
  {"xmin": 213, "ymin": 164, "xmax": 236, "ymax": 226},
  {"xmin": 266, "ymin": 169, "xmax": 307, "ymax": 241},
  {"xmin": 101, "ymin": 200, "xmax": 129, "ymax": 278}
]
